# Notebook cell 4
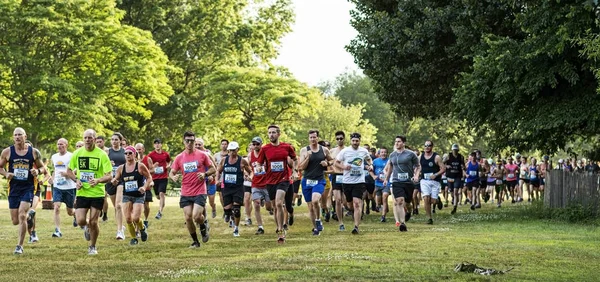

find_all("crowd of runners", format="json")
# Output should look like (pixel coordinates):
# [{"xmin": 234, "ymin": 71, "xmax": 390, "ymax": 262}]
[{"xmin": 2, "ymin": 126, "xmax": 598, "ymax": 255}]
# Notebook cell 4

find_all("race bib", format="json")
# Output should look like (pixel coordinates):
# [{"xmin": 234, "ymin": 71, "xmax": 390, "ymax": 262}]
[
  {"xmin": 125, "ymin": 181, "xmax": 139, "ymax": 192},
  {"xmin": 508, "ymin": 173, "xmax": 515, "ymax": 179},
  {"xmin": 224, "ymin": 174, "xmax": 237, "ymax": 184},
  {"xmin": 306, "ymin": 179, "xmax": 318, "ymax": 187},
  {"xmin": 350, "ymin": 168, "xmax": 362, "ymax": 177},
  {"xmin": 335, "ymin": 175, "xmax": 344, "ymax": 184},
  {"xmin": 397, "ymin": 172, "xmax": 409, "ymax": 181},
  {"xmin": 468, "ymin": 170, "xmax": 477, "ymax": 177},
  {"xmin": 443, "ymin": 179, "xmax": 448, "ymax": 184},
  {"xmin": 14, "ymin": 168, "xmax": 28, "ymax": 180},
  {"xmin": 378, "ymin": 173, "xmax": 385, "ymax": 180},
  {"xmin": 530, "ymin": 173, "xmax": 537, "ymax": 180},
  {"xmin": 154, "ymin": 166, "xmax": 164, "ymax": 174},
  {"xmin": 55, "ymin": 176, "xmax": 67, "ymax": 186},
  {"xmin": 80, "ymin": 172, "xmax": 94, "ymax": 183},
  {"xmin": 447, "ymin": 177, "xmax": 455, "ymax": 183},
  {"xmin": 183, "ymin": 161, "xmax": 198, "ymax": 173},
  {"xmin": 424, "ymin": 173, "xmax": 434, "ymax": 180},
  {"xmin": 112, "ymin": 166, "xmax": 118, "ymax": 177},
  {"xmin": 496, "ymin": 179, "xmax": 503, "ymax": 185},
  {"xmin": 271, "ymin": 161, "xmax": 284, "ymax": 172},
  {"xmin": 253, "ymin": 165, "xmax": 266, "ymax": 175}
]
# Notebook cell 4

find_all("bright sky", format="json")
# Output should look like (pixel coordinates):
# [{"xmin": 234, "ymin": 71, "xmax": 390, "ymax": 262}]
[{"xmin": 273, "ymin": 0, "xmax": 359, "ymax": 86}]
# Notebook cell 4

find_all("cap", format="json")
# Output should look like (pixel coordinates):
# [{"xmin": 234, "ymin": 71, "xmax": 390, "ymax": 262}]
[
  {"xmin": 543, "ymin": 155, "xmax": 549, "ymax": 161},
  {"xmin": 451, "ymin": 144, "xmax": 459, "ymax": 150},
  {"xmin": 251, "ymin": 137, "xmax": 263, "ymax": 144},
  {"xmin": 516, "ymin": 153, "xmax": 521, "ymax": 158},
  {"xmin": 227, "ymin": 141, "xmax": 239, "ymax": 150},
  {"xmin": 153, "ymin": 138, "xmax": 162, "ymax": 144},
  {"xmin": 125, "ymin": 146, "xmax": 136, "ymax": 153}
]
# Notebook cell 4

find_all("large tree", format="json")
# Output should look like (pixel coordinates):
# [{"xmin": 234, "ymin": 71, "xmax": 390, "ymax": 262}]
[{"xmin": 0, "ymin": 0, "xmax": 172, "ymax": 148}]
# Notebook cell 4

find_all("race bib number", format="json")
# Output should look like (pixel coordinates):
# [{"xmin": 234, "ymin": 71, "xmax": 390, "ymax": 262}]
[
  {"xmin": 496, "ymin": 179, "xmax": 503, "ymax": 185},
  {"xmin": 253, "ymin": 165, "xmax": 266, "ymax": 175},
  {"xmin": 378, "ymin": 173, "xmax": 385, "ymax": 180},
  {"xmin": 80, "ymin": 172, "xmax": 94, "ymax": 183},
  {"xmin": 224, "ymin": 174, "xmax": 237, "ymax": 184},
  {"xmin": 14, "ymin": 168, "xmax": 28, "ymax": 180},
  {"xmin": 424, "ymin": 173, "xmax": 434, "ymax": 180},
  {"xmin": 443, "ymin": 179, "xmax": 448, "ymax": 184},
  {"xmin": 397, "ymin": 172, "xmax": 409, "ymax": 181},
  {"xmin": 335, "ymin": 175, "xmax": 344, "ymax": 184},
  {"xmin": 270, "ymin": 161, "xmax": 284, "ymax": 172},
  {"xmin": 350, "ymin": 168, "xmax": 362, "ymax": 177},
  {"xmin": 468, "ymin": 170, "xmax": 477, "ymax": 177},
  {"xmin": 55, "ymin": 176, "xmax": 67, "ymax": 186},
  {"xmin": 447, "ymin": 178, "xmax": 455, "ymax": 183},
  {"xmin": 530, "ymin": 173, "xmax": 537, "ymax": 180},
  {"xmin": 154, "ymin": 166, "xmax": 164, "ymax": 174},
  {"xmin": 112, "ymin": 166, "xmax": 118, "ymax": 177},
  {"xmin": 183, "ymin": 161, "xmax": 198, "ymax": 173},
  {"xmin": 306, "ymin": 179, "xmax": 318, "ymax": 187},
  {"xmin": 125, "ymin": 181, "xmax": 139, "ymax": 192},
  {"xmin": 508, "ymin": 173, "xmax": 515, "ymax": 179}
]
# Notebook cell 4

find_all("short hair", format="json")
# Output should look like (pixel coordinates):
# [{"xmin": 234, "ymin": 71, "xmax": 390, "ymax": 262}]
[
  {"xmin": 470, "ymin": 152, "xmax": 477, "ymax": 158},
  {"xmin": 395, "ymin": 135, "xmax": 407, "ymax": 143},
  {"xmin": 380, "ymin": 146, "xmax": 388, "ymax": 151},
  {"xmin": 267, "ymin": 124, "xmax": 280, "ymax": 133},
  {"xmin": 370, "ymin": 148, "xmax": 376, "ymax": 153},
  {"xmin": 334, "ymin": 131, "xmax": 345, "ymax": 138},
  {"xmin": 97, "ymin": 136, "xmax": 105, "ymax": 141},
  {"xmin": 308, "ymin": 129, "xmax": 319, "ymax": 137},
  {"xmin": 220, "ymin": 139, "xmax": 229, "ymax": 144},
  {"xmin": 350, "ymin": 132, "xmax": 361, "ymax": 139},
  {"xmin": 425, "ymin": 140, "xmax": 434, "ymax": 146},
  {"xmin": 183, "ymin": 131, "xmax": 195, "ymax": 138},
  {"xmin": 318, "ymin": 141, "xmax": 326, "ymax": 146},
  {"xmin": 112, "ymin": 132, "xmax": 124, "ymax": 141}
]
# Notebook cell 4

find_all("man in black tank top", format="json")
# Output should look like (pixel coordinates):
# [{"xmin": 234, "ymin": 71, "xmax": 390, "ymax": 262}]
[
  {"xmin": 217, "ymin": 142, "xmax": 252, "ymax": 237},
  {"xmin": 297, "ymin": 130, "xmax": 334, "ymax": 236},
  {"xmin": 419, "ymin": 141, "xmax": 445, "ymax": 224}
]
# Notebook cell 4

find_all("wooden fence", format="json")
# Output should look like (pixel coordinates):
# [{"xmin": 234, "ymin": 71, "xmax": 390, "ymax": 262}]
[{"xmin": 544, "ymin": 170, "xmax": 600, "ymax": 214}]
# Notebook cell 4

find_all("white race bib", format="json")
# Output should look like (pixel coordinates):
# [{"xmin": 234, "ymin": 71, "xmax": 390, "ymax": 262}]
[
  {"xmin": 468, "ymin": 170, "xmax": 477, "ymax": 177},
  {"xmin": 443, "ymin": 179, "xmax": 448, "ymax": 184},
  {"xmin": 183, "ymin": 161, "xmax": 198, "ymax": 173},
  {"xmin": 154, "ymin": 166, "xmax": 164, "ymax": 174},
  {"xmin": 508, "ymin": 173, "xmax": 515, "ymax": 179},
  {"xmin": 55, "ymin": 176, "xmax": 67, "ymax": 186},
  {"xmin": 125, "ymin": 181, "xmax": 139, "ymax": 192},
  {"xmin": 270, "ymin": 161, "xmax": 284, "ymax": 172},
  {"xmin": 378, "ymin": 173, "xmax": 385, "ymax": 180},
  {"xmin": 424, "ymin": 173, "xmax": 434, "ymax": 180},
  {"xmin": 14, "ymin": 168, "xmax": 28, "ymax": 180},
  {"xmin": 224, "ymin": 174, "xmax": 237, "ymax": 184},
  {"xmin": 397, "ymin": 172, "xmax": 409, "ymax": 181},
  {"xmin": 306, "ymin": 179, "xmax": 318, "ymax": 187},
  {"xmin": 496, "ymin": 179, "xmax": 503, "ymax": 185},
  {"xmin": 253, "ymin": 165, "xmax": 266, "ymax": 175},
  {"xmin": 350, "ymin": 168, "xmax": 362, "ymax": 177},
  {"xmin": 335, "ymin": 175, "xmax": 344, "ymax": 184},
  {"xmin": 80, "ymin": 172, "xmax": 94, "ymax": 183},
  {"xmin": 447, "ymin": 177, "xmax": 455, "ymax": 183}
]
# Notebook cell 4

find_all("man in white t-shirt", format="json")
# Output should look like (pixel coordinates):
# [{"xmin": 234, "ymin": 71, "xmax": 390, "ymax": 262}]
[
  {"xmin": 334, "ymin": 132, "xmax": 373, "ymax": 235},
  {"xmin": 48, "ymin": 138, "xmax": 77, "ymax": 237}
]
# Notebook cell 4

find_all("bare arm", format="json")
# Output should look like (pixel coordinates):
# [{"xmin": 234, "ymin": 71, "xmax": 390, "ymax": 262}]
[
  {"xmin": 139, "ymin": 163, "xmax": 153, "ymax": 191},
  {"xmin": 0, "ymin": 148, "xmax": 11, "ymax": 179},
  {"xmin": 435, "ymin": 155, "xmax": 446, "ymax": 178},
  {"xmin": 297, "ymin": 147, "xmax": 310, "ymax": 170}
]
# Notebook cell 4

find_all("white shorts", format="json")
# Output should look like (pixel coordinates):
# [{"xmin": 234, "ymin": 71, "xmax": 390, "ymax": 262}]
[
  {"xmin": 251, "ymin": 188, "xmax": 270, "ymax": 202},
  {"xmin": 419, "ymin": 180, "xmax": 441, "ymax": 199}
]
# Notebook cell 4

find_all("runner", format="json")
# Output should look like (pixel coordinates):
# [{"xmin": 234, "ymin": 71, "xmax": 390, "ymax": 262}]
[
  {"xmin": 194, "ymin": 138, "xmax": 218, "ymax": 220},
  {"xmin": 446, "ymin": 144, "xmax": 465, "ymax": 215},
  {"xmin": 329, "ymin": 131, "xmax": 347, "ymax": 230},
  {"xmin": 147, "ymin": 138, "xmax": 171, "ymax": 219},
  {"xmin": 492, "ymin": 158, "xmax": 506, "ymax": 208},
  {"xmin": 382, "ymin": 135, "xmax": 420, "ymax": 232},
  {"xmin": 372, "ymin": 147, "xmax": 389, "ymax": 222},
  {"xmin": 255, "ymin": 125, "xmax": 297, "ymax": 243},
  {"xmin": 217, "ymin": 141, "xmax": 252, "ymax": 237},
  {"xmin": 112, "ymin": 146, "xmax": 152, "ymax": 245},
  {"xmin": 49, "ymin": 138, "xmax": 77, "ymax": 238},
  {"xmin": 464, "ymin": 153, "xmax": 480, "ymax": 211},
  {"xmin": 75, "ymin": 141, "xmax": 84, "ymax": 149},
  {"xmin": 297, "ymin": 130, "xmax": 333, "ymax": 235},
  {"xmin": 334, "ymin": 132, "xmax": 373, "ymax": 234},
  {"xmin": 440, "ymin": 154, "xmax": 449, "ymax": 208},
  {"xmin": 249, "ymin": 136, "xmax": 271, "ymax": 235},
  {"xmin": 318, "ymin": 140, "xmax": 333, "ymax": 223},
  {"xmin": 136, "ymin": 143, "xmax": 153, "ymax": 230},
  {"xmin": 242, "ymin": 145, "xmax": 253, "ymax": 226},
  {"xmin": 515, "ymin": 154, "xmax": 523, "ymax": 202},
  {"xmin": 364, "ymin": 146, "xmax": 377, "ymax": 215},
  {"xmin": 213, "ymin": 139, "xmax": 229, "ymax": 222},
  {"xmin": 540, "ymin": 156, "xmax": 549, "ymax": 198},
  {"xmin": 95, "ymin": 136, "xmax": 108, "ymax": 153},
  {"xmin": 169, "ymin": 131, "xmax": 215, "ymax": 248},
  {"xmin": 419, "ymin": 140, "xmax": 445, "ymax": 224},
  {"xmin": 529, "ymin": 158, "xmax": 541, "ymax": 202},
  {"xmin": 412, "ymin": 148, "xmax": 421, "ymax": 215},
  {"xmin": 105, "ymin": 132, "xmax": 126, "ymax": 240},
  {"xmin": 67, "ymin": 129, "xmax": 113, "ymax": 255},
  {"xmin": 505, "ymin": 156, "xmax": 519, "ymax": 203},
  {"xmin": 0, "ymin": 128, "xmax": 47, "ymax": 254}
]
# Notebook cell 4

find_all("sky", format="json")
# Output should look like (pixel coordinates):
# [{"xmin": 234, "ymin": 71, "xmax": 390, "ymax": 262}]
[{"xmin": 273, "ymin": 0, "xmax": 360, "ymax": 86}]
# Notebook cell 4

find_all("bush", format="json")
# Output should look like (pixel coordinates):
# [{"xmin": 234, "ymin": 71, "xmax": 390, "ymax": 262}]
[{"xmin": 523, "ymin": 201, "xmax": 599, "ymax": 224}]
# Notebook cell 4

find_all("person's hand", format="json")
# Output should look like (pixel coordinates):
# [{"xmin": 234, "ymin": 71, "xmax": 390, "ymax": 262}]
[
  {"xmin": 30, "ymin": 168, "xmax": 39, "ymax": 177},
  {"xmin": 197, "ymin": 172, "xmax": 206, "ymax": 181},
  {"xmin": 76, "ymin": 180, "xmax": 82, "ymax": 190},
  {"xmin": 89, "ymin": 178, "xmax": 98, "ymax": 186}
]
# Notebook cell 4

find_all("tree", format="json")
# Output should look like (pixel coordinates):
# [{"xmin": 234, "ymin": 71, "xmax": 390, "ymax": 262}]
[{"xmin": 0, "ymin": 0, "xmax": 172, "ymax": 148}]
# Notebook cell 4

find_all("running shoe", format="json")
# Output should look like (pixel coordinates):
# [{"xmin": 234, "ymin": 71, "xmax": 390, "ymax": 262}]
[
  {"xmin": 14, "ymin": 245, "xmax": 23, "ymax": 255},
  {"xmin": 399, "ymin": 223, "xmax": 408, "ymax": 232},
  {"xmin": 88, "ymin": 246, "xmax": 98, "ymax": 255}
]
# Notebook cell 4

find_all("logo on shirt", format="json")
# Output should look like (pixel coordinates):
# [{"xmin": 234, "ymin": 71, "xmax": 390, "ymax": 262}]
[
  {"xmin": 349, "ymin": 158, "xmax": 363, "ymax": 166},
  {"xmin": 78, "ymin": 157, "xmax": 100, "ymax": 171}
]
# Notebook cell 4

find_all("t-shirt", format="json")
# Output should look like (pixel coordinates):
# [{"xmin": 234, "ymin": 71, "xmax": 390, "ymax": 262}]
[
  {"xmin": 51, "ymin": 152, "xmax": 76, "ymax": 190},
  {"xmin": 372, "ymin": 157, "xmax": 388, "ymax": 187},
  {"xmin": 389, "ymin": 150, "xmax": 419, "ymax": 183},
  {"xmin": 147, "ymin": 150, "xmax": 171, "ymax": 179},
  {"xmin": 256, "ymin": 142, "xmax": 296, "ymax": 185},
  {"xmin": 171, "ymin": 150, "xmax": 212, "ymax": 196},
  {"xmin": 336, "ymin": 146, "xmax": 371, "ymax": 184},
  {"xmin": 250, "ymin": 151, "xmax": 267, "ymax": 188},
  {"xmin": 68, "ymin": 147, "xmax": 112, "ymax": 198}
]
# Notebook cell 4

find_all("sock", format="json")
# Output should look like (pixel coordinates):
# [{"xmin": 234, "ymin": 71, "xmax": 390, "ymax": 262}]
[
  {"xmin": 199, "ymin": 223, "xmax": 207, "ymax": 236},
  {"xmin": 55, "ymin": 227, "xmax": 60, "ymax": 233},
  {"xmin": 258, "ymin": 225, "xmax": 263, "ymax": 229},
  {"xmin": 127, "ymin": 223, "xmax": 137, "ymax": 238},
  {"xmin": 136, "ymin": 219, "xmax": 144, "ymax": 231},
  {"xmin": 143, "ymin": 220, "xmax": 148, "ymax": 226},
  {"xmin": 32, "ymin": 231, "xmax": 36, "ymax": 237},
  {"xmin": 190, "ymin": 232, "xmax": 199, "ymax": 243}
]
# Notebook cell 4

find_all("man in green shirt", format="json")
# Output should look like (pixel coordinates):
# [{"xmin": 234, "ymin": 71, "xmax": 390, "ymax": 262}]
[{"xmin": 67, "ymin": 129, "xmax": 112, "ymax": 255}]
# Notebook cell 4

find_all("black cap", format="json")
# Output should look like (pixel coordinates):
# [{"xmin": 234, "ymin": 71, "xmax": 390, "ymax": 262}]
[{"xmin": 153, "ymin": 138, "xmax": 162, "ymax": 144}]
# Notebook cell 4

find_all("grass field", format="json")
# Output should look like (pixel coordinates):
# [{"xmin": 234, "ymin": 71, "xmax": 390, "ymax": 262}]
[{"xmin": 0, "ymin": 196, "xmax": 598, "ymax": 281}]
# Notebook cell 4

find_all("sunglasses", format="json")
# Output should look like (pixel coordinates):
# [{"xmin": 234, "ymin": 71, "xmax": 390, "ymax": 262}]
[
  {"xmin": 336, "ymin": 138, "xmax": 344, "ymax": 141},
  {"xmin": 125, "ymin": 152, "xmax": 134, "ymax": 155},
  {"xmin": 184, "ymin": 139, "xmax": 195, "ymax": 143},
  {"xmin": 424, "ymin": 144, "xmax": 432, "ymax": 147},
  {"xmin": 252, "ymin": 143, "xmax": 260, "ymax": 146}
]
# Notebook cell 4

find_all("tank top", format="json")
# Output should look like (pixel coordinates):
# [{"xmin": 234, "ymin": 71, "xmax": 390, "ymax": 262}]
[
  {"xmin": 303, "ymin": 146, "xmax": 325, "ymax": 181},
  {"xmin": 505, "ymin": 164, "xmax": 518, "ymax": 181},
  {"xmin": 420, "ymin": 152, "xmax": 441, "ymax": 181},
  {"xmin": 8, "ymin": 145, "xmax": 35, "ymax": 192},
  {"xmin": 529, "ymin": 165, "xmax": 539, "ymax": 180},
  {"xmin": 446, "ymin": 153, "xmax": 464, "ymax": 178},
  {"xmin": 121, "ymin": 162, "xmax": 145, "ymax": 197},
  {"xmin": 223, "ymin": 156, "xmax": 243, "ymax": 189},
  {"xmin": 108, "ymin": 148, "xmax": 126, "ymax": 177},
  {"xmin": 250, "ymin": 151, "xmax": 266, "ymax": 188},
  {"xmin": 465, "ymin": 161, "xmax": 479, "ymax": 183}
]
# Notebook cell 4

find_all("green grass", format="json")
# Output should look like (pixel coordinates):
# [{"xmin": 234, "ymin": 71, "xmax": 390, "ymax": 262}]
[{"xmin": 0, "ymin": 197, "xmax": 598, "ymax": 281}]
